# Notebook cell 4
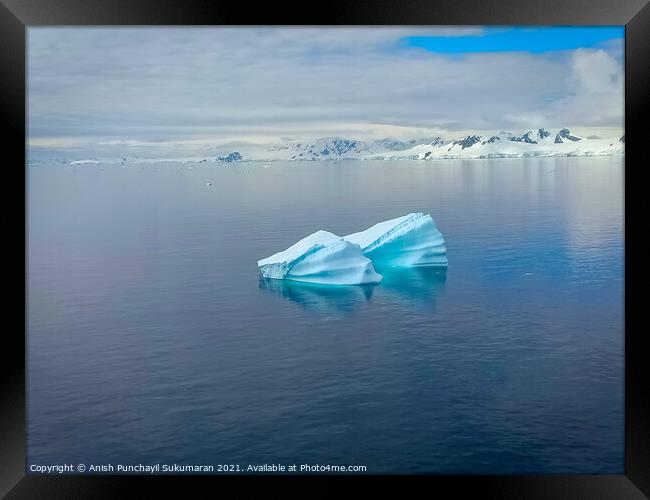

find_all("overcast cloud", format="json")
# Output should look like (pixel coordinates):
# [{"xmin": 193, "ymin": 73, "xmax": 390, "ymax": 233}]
[{"xmin": 28, "ymin": 27, "xmax": 624, "ymax": 148}]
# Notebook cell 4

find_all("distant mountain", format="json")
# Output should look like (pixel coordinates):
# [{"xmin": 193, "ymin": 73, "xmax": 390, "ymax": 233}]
[
  {"xmin": 361, "ymin": 128, "xmax": 622, "ymax": 161},
  {"xmin": 219, "ymin": 128, "xmax": 623, "ymax": 162},
  {"xmin": 27, "ymin": 128, "xmax": 625, "ymax": 166},
  {"xmin": 554, "ymin": 128, "xmax": 582, "ymax": 143},
  {"xmin": 374, "ymin": 138, "xmax": 419, "ymax": 151},
  {"xmin": 215, "ymin": 152, "xmax": 243, "ymax": 162},
  {"xmin": 453, "ymin": 135, "xmax": 482, "ymax": 149},
  {"xmin": 264, "ymin": 136, "xmax": 428, "ymax": 161},
  {"xmin": 510, "ymin": 128, "xmax": 553, "ymax": 144},
  {"xmin": 292, "ymin": 137, "xmax": 373, "ymax": 159}
]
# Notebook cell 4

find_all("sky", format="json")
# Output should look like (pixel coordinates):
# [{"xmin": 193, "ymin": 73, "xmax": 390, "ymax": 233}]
[{"xmin": 28, "ymin": 26, "xmax": 624, "ymax": 152}]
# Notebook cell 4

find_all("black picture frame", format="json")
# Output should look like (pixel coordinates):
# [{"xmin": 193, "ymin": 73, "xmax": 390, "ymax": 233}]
[{"xmin": 2, "ymin": 0, "xmax": 648, "ymax": 497}]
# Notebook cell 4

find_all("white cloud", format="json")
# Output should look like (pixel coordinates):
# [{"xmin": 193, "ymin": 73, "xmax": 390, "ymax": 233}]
[
  {"xmin": 571, "ymin": 49, "xmax": 622, "ymax": 94},
  {"xmin": 548, "ymin": 49, "xmax": 624, "ymax": 128},
  {"xmin": 27, "ymin": 28, "xmax": 624, "ymax": 148}
]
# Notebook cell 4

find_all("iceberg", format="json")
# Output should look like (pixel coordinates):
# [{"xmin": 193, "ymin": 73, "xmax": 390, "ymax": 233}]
[
  {"xmin": 343, "ymin": 213, "xmax": 448, "ymax": 267},
  {"xmin": 258, "ymin": 230, "xmax": 382, "ymax": 285}
]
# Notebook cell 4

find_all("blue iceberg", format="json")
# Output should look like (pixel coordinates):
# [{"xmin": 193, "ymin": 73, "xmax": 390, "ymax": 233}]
[
  {"xmin": 257, "ymin": 230, "xmax": 382, "ymax": 285},
  {"xmin": 258, "ymin": 213, "xmax": 447, "ymax": 285},
  {"xmin": 343, "ymin": 213, "xmax": 447, "ymax": 267}
]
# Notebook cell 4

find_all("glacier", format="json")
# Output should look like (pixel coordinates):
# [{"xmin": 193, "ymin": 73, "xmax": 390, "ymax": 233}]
[
  {"xmin": 258, "ymin": 230, "xmax": 382, "ymax": 285},
  {"xmin": 343, "ymin": 213, "xmax": 448, "ymax": 268}
]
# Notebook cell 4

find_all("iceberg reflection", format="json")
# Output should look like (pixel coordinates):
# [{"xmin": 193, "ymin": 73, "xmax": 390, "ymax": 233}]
[
  {"xmin": 259, "ymin": 278, "xmax": 377, "ymax": 317},
  {"xmin": 260, "ymin": 267, "xmax": 446, "ymax": 315},
  {"xmin": 376, "ymin": 266, "xmax": 447, "ymax": 305}
]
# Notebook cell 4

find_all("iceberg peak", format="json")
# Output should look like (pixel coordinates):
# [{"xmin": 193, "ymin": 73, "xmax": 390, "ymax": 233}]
[{"xmin": 343, "ymin": 213, "xmax": 448, "ymax": 268}]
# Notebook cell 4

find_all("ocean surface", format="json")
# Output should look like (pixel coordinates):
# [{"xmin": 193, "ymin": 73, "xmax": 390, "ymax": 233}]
[{"xmin": 27, "ymin": 157, "xmax": 624, "ymax": 474}]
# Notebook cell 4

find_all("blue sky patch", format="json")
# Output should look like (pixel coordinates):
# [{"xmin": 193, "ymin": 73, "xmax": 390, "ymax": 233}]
[{"xmin": 402, "ymin": 27, "xmax": 624, "ymax": 54}]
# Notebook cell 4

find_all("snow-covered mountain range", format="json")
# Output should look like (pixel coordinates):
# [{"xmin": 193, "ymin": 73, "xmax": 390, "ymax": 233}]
[
  {"xmin": 28, "ymin": 128, "xmax": 624, "ymax": 165},
  {"xmin": 259, "ymin": 136, "xmax": 417, "ymax": 161},
  {"xmin": 255, "ymin": 128, "xmax": 623, "ymax": 162}
]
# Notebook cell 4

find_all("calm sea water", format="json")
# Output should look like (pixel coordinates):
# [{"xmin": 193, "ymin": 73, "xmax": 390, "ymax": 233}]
[{"xmin": 27, "ymin": 158, "xmax": 624, "ymax": 474}]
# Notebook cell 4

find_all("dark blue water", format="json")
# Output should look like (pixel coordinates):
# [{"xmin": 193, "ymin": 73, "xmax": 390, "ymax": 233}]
[{"xmin": 27, "ymin": 158, "xmax": 624, "ymax": 474}]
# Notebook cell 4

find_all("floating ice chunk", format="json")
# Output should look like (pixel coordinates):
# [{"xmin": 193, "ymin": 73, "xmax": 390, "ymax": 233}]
[
  {"xmin": 343, "ymin": 213, "xmax": 448, "ymax": 267},
  {"xmin": 258, "ymin": 230, "xmax": 382, "ymax": 285},
  {"xmin": 70, "ymin": 159, "xmax": 99, "ymax": 165}
]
